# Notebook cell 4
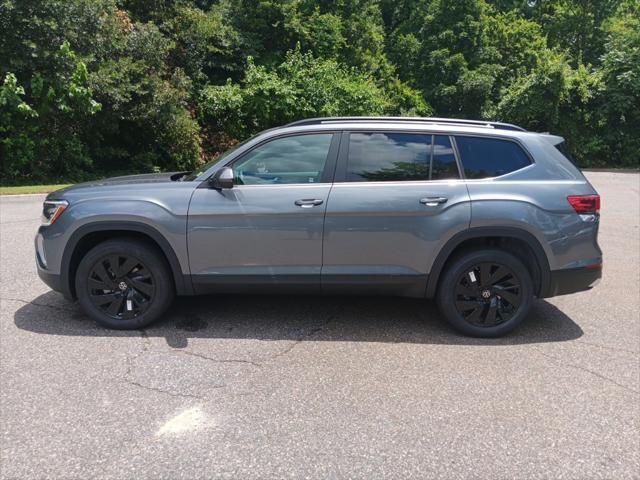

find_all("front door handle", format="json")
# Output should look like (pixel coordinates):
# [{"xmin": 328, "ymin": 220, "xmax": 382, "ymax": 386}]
[
  {"xmin": 295, "ymin": 198, "xmax": 324, "ymax": 208},
  {"xmin": 419, "ymin": 196, "xmax": 448, "ymax": 207}
]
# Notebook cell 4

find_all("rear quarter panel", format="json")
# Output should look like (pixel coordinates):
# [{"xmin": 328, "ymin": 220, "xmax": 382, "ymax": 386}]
[{"xmin": 467, "ymin": 135, "xmax": 602, "ymax": 270}]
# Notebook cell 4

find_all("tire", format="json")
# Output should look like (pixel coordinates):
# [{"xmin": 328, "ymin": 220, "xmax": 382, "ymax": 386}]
[
  {"xmin": 75, "ymin": 238, "xmax": 174, "ymax": 330},
  {"xmin": 436, "ymin": 249, "xmax": 533, "ymax": 337}
]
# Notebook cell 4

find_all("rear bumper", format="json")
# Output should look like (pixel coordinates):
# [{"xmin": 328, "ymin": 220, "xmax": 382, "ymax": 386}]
[{"xmin": 546, "ymin": 266, "xmax": 602, "ymax": 297}]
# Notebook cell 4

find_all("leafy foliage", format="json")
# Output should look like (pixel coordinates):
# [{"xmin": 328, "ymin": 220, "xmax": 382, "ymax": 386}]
[
  {"xmin": 199, "ymin": 48, "xmax": 429, "ymax": 141},
  {"xmin": 1, "ymin": 0, "xmax": 638, "ymax": 184}
]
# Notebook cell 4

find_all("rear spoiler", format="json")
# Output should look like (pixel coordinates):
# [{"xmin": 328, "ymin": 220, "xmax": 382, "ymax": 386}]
[{"xmin": 538, "ymin": 133, "xmax": 565, "ymax": 146}]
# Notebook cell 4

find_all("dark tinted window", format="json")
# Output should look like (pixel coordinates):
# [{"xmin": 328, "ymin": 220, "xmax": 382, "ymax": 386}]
[
  {"xmin": 234, "ymin": 133, "xmax": 333, "ymax": 185},
  {"xmin": 455, "ymin": 136, "xmax": 531, "ymax": 179},
  {"xmin": 431, "ymin": 135, "xmax": 458, "ymax": 180},
  {"xmin": 346, "ymin": 133, "xmax": 460, "ymax": 182},
  {"xmin": 347, "ymin": 132, "xmax": 431, "ymax": 182}
]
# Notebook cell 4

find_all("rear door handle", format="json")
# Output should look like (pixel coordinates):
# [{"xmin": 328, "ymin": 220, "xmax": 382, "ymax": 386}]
[
  {"xmin": 419, "ymin": 196, "xmax": 448, "ymax": 206},
  {"xmin": 295, "ymin": 198, "xmax": 324, "ymax": 208}
]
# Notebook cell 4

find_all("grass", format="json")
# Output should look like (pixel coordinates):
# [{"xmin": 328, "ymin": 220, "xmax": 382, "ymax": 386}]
[{"xmin": 0, "ymin": 184, "xmax": 71, "ymax": 195}]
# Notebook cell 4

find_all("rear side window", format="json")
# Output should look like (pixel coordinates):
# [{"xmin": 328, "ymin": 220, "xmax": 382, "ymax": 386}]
[
  {"xmin": 346, "ymin": 132, "xmax": 459, "ymax": 182},
  {"xmin": 455, "ymin": 136, "xmax": 531, "ymax": 179}
]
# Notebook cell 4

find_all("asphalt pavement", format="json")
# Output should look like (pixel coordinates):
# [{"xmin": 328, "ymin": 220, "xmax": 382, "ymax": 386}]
[{"xmin": 1, "ymin": 172, "xmax": 638, "ymax": 479}]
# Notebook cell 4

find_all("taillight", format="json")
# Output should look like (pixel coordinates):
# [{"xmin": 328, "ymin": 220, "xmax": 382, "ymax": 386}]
[{"xmin": 567, "ymin": 195, "xmax": 600, "ymax": 214}]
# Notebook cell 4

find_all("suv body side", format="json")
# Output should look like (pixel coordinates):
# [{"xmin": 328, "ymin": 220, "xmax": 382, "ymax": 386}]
[{"xmin": 36, "ymin": 122, "xmax": 601, "ymax": 303}]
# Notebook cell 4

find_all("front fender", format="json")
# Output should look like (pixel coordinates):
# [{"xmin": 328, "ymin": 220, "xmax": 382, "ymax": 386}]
[{"xmin": 41, "ymin": 198, "xmax": 192, "ymax": 298}]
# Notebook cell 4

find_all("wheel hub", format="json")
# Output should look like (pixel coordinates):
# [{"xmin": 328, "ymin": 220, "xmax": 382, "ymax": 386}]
[
  {"xmin": 454, "ymin": 262, "xmax": 522, "ymax": 327},
  {"xmin": 87, "ymin": 253, "xmax": 155, "ymax": 321}
]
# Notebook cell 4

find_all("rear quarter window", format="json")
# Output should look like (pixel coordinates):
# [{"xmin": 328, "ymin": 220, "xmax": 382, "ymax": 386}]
[{"xmin": 455, "ymin": 136, "xmax": 531, "ymax": 179}]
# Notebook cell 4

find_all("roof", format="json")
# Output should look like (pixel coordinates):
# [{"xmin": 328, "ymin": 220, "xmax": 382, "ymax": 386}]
[{"xmin": 285, "ymin": 116, "xmax": 526, "ymax": 132}]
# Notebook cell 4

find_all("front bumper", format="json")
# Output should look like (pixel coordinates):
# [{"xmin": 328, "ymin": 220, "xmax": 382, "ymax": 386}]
[
  {"xmin": 36, "ymin": 263, "xmax": 63, "ymax": 292},
  {"xmin": 35, "ymin": 232, "xmax": 73, "ymax": 300},
  {"xmin": 546, "ymin": 265, "xmax": 602, "ymax": 297}
]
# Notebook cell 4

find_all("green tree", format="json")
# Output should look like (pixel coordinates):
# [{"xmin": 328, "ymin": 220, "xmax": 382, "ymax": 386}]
[
  {"xmin": 199, "ymin": 47, "xmax": 430, "ymax": 143},
  {"xmin": 597, "ymin": 0, "xmax": 640, "ymax": 166},
  {"xmin": 1, "ymin": 0, "xmax": 638, "ymax": 182},
  {"xmin": 386, "ymin": 0, "xmax": 501, "ymax": 117},
  {"xmin": 531, "ymin": 0, "xmax": 618, "ymax": 66},
  {"xmin": 1, "ymin": 41, "xmax": 101, "ymax": 183}
]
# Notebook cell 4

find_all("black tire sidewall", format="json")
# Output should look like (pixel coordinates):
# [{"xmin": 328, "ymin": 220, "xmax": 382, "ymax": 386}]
[
  {"xmin": 437, "ymin": 249, "xmax": 533, "ymax": 337},
  {"xmin": 75, "ymin": 239, "xmax": 174, "ymax": 330}
]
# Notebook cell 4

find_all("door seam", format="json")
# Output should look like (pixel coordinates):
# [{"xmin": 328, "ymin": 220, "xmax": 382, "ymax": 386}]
[{"xmin": 320, "ymin": 132, "xmax": 343, "ymax": 292}]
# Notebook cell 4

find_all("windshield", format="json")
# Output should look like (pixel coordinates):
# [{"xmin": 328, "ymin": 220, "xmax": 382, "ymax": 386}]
[{"xmin": 184, "ymin": 135, "xmax": 257, "ymax": 181}]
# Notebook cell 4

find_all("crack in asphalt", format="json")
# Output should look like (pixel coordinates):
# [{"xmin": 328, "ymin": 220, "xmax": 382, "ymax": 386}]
[
  {"xmin": 5, "ymin": 297, "xmax": 214, "ymax": 400},
  {"xmin": 122, "ymin": 380, "xmax": 204, "ymax": 400},
  {"xmin": 0, "ymin": 296, "xmax": 76, "ymax": 313},
  {"xmin": 120, "ymin": 329, "xmax": 210, "ymax": 400},
  {"xmin": 167, "ymin": 316, "xmax": 334, "ymax": 370},
  {"xmin": 176, "ymin": 349, "xmax": 262, "ymax": 367},
  {"xmin": 536, "ymin": 350, "xmax": 639, "ymax": 395},
  {"xmin": 267, "ymin": 323, "xmax": 330, "ymax": 362},
  {"xmin": 130, "ymin": 320, "xmax": 336, "ymax": 400}
]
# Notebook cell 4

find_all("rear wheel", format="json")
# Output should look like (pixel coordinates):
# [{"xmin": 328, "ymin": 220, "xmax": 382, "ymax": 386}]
[
  {"xmin": 436, "ymin": 249, "xmax": 533, "ymax": 337},
  {"xmin": 75, "ymin": 239, "xmax": 174, "ymax": 329}
]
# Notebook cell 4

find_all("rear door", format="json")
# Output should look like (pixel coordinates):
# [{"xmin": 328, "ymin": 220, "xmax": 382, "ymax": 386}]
[
  {"xmin": 187, "ymin": 132, "xmax": 340, "ymax": 293},
  {"xmin": 322, "ymin": 131, "xmax": 471, "ymax": 296}
]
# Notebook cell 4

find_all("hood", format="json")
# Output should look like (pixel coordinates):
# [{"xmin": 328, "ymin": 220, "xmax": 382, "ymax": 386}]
[{"xmin": 49, "ymin": 171, "xmax": 190, "ymax": 197}]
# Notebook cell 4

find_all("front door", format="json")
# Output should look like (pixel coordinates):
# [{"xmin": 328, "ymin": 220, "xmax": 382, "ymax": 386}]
[
  {"xmin": 322, "ymin": 131, "xmax": 471, "ymax": 296},
  {"xmin": 188, "ymin": 132, "xmax": 339, "ymax": 293}
]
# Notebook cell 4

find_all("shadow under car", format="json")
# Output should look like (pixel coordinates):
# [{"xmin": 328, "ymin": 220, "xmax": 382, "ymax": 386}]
[{"xmin": 14, "ymin": 291, "xmax": 583, "ymax": 349}]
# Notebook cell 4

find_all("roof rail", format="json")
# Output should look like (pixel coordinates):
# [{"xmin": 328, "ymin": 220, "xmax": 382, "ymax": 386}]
[{"xmin": 285, "ymin": 116, "xmax": 527, "ymax": 132}]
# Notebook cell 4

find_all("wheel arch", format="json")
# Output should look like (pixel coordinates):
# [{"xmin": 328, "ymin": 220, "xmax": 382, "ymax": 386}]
[
  {"xmin": 61, "ymin": 221, "xmax": 193, "ymax": 300},
  {"xmin": 425, "ymin": 227, "xmax": 551, "ymax": 299}
]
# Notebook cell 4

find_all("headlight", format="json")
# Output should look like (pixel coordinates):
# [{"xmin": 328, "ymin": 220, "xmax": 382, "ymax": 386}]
[{"xmin": 41, "ymin": 200, "xmax": 68, "ymax": 226}]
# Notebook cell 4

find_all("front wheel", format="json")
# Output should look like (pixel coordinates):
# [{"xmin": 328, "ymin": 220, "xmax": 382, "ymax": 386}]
[
  {"xmin": 75, "ymin": 239, "xmax": 174, "ymax": 329},
  {"xmin": 436, "ymin": 249, "xmax": 534, "ymax": 337}
]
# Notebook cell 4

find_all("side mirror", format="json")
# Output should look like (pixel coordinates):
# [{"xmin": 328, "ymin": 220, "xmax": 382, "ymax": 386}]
[{"xmin": 210, "ymin": 167, "xmax": 234, "ymax": 189}]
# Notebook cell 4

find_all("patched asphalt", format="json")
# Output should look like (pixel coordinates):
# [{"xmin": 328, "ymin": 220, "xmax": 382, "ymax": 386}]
[{"xmin": 1, "ymin": 172, "xmax": 638, "ymax": 479}]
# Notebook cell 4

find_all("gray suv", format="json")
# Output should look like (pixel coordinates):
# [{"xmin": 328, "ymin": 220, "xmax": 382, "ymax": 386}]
[{"xmin": 35, "ymin": 117, "xmax": 602, "ymax": 337}]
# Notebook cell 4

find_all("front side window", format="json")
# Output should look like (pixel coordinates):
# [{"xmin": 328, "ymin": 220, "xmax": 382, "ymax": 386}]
[
  {"xmin": 455, "ymin": 136, "xmax": 531, "ymax": 179},
  {"xmin": 233, "ymin": 133, "xmax": 333, "ymax": 185},
  {"xmin": 346, "ymin": 132, "xmax": 460, "ymax": 182}
]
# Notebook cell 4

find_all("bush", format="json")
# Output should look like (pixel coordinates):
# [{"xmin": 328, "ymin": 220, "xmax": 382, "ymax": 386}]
[{"xmin": 1, "ymin": 0, "xmax": 638, "ymax": 184}]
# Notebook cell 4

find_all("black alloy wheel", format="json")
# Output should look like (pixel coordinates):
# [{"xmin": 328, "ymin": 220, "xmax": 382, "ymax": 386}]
[
  {"xmin": 436, "ymin": 249, "xmax": 533, "ymax": 337},
  {"xmin": 76, "ymin": 238, "xmax": 174, "ymax": 329},
  {"xmin": 453, "ymin": 262, "xmax": 522, "ymax": 327},
  {"xmin": 87, "ymin": 253, "xmax": 155, "ymax": 320}
]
